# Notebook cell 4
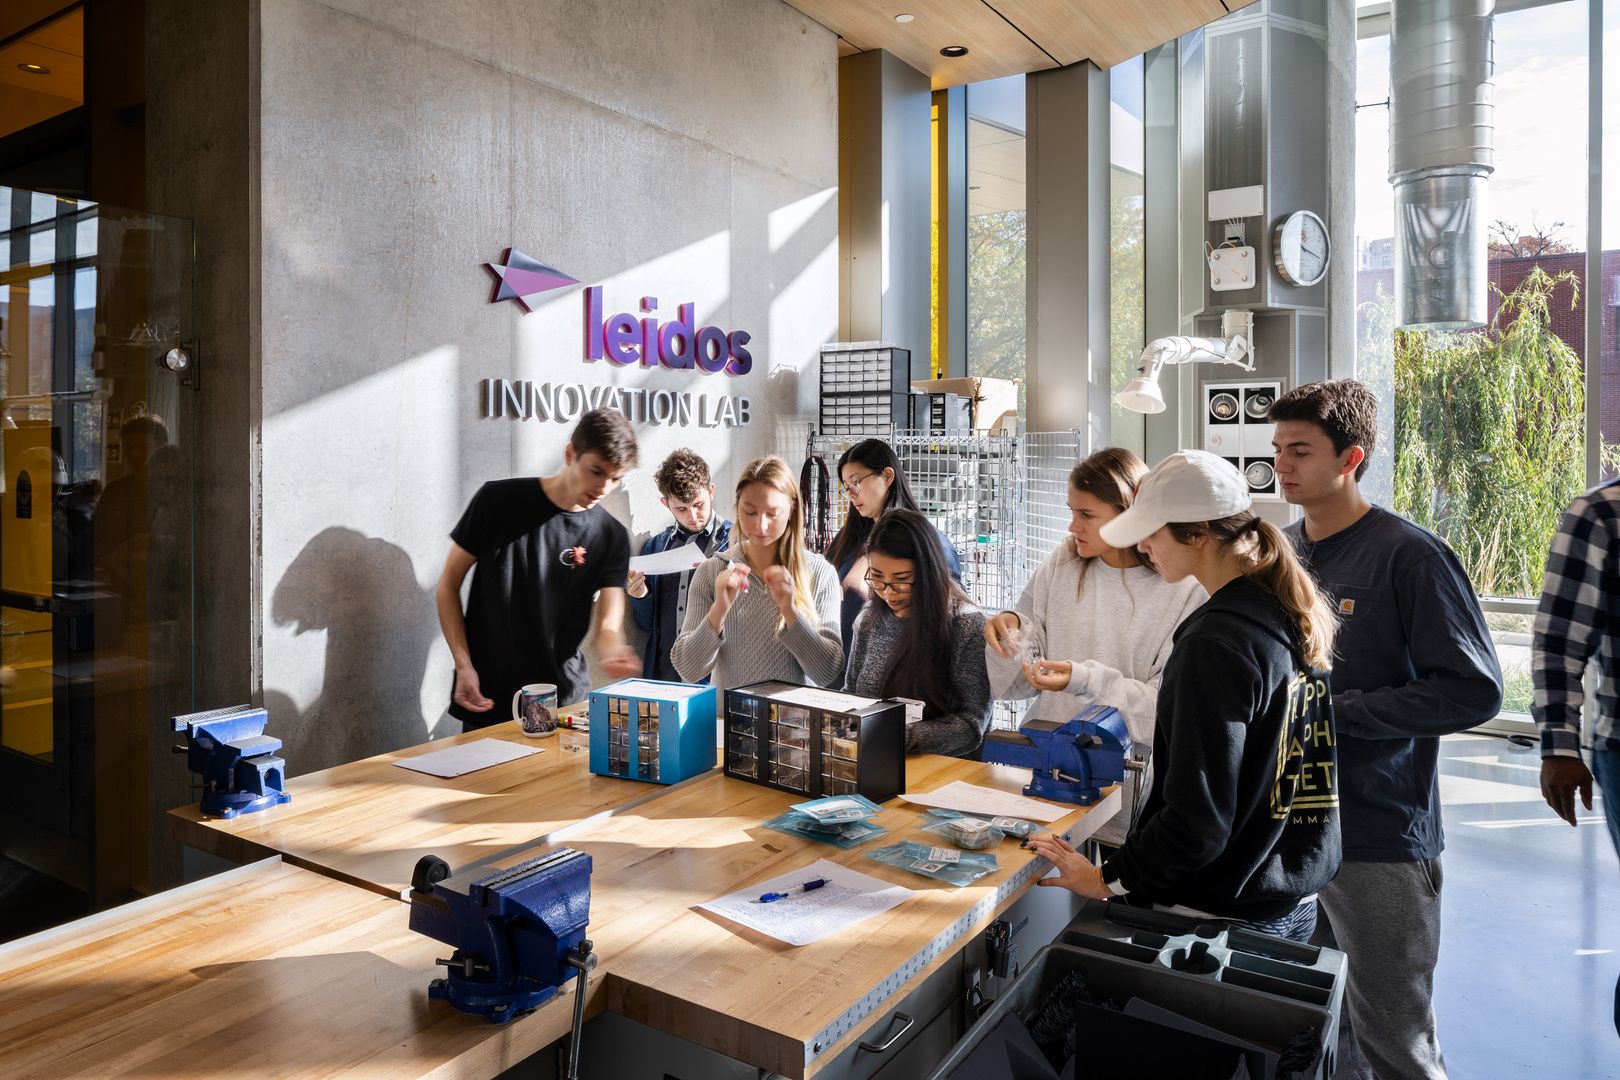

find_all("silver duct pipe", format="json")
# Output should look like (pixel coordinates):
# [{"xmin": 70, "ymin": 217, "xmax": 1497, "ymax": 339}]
[{"xmin": 1389, "ymin": 0, "xmax": 1495, "ymax": 330}]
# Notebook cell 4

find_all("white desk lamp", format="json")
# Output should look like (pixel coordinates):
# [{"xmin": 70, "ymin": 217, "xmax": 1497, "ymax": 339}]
[{"xmin": 1115, "ymin": 310, "xmax": 1256, "ymax": 415}]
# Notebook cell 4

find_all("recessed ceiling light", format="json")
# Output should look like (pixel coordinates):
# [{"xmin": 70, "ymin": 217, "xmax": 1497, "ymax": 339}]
[
  {"xmin": 940, "ymin": 45, "xmax": 969, "ymax": 58},
  {"xmin": 17, "ymin": 62, "xmax": 50, "ymax": 76},
  {"xmin": 894, "ymin": 13, "xmax": 914, "ymax": 22}
]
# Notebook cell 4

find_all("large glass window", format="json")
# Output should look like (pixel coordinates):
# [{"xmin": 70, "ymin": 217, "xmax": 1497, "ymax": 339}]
[
  {"xmin": 1355, "ymin": 1, "xmax": 1592, "ymax": 605},
  {"xmin": 966, "ymin": 75, "xmax": 1027, "ymax": 399},
  {"xmin": 1109, "ymin": 56, "xmax": 1147, "ymax": 457},
  {"xmin": 1604, "ymin": 0, "xmax": 1620, "ymax": 479}
]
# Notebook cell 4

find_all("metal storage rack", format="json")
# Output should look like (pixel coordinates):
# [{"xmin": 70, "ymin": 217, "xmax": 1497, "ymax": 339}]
[{"xmin": 805, "ymin": 429, "xmax": 1084, "ymax": 730}]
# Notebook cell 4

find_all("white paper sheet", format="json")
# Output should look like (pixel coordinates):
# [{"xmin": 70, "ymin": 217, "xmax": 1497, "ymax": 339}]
[
  {"xmin": 628, "ymin": 540, "xmax": 708, "ymax": 576},
  {"xmin": 602, "ymin": 679, "xmax": 712, "ymax": 700},
  {"xmin": 698, "ymin": 858, "xmax": 913, "ymax": 946},
  {"xmin": 899, "ymin": 780, "xmax": 1072, "ymax": 823},
  {"xmin": 393, "ymin": 739, "xmax": 541, "ymax": 779},
  {"xmin": 773, "ymin": 686, "xmax": 883, "ymax": 712}
]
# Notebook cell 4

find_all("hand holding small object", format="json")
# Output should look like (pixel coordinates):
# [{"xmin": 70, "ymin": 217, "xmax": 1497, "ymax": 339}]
[
  {"xmin": 626, "ymin": 569, "xmax": 648, "ymax": 599},
  {"xmin": 984, "ymin": 611, "xmax": 1022, "ymax": 657},
  {"xmin": 1024, "ymin": 658, "xmax": 1072, "ymax": 692},
  {"xmin": 763, "ymin": 565, "xmax": 796, "ymax": 618},
  {"xmin": 707, "ymin": 564, "xmax": 751, "ymax": 633}
]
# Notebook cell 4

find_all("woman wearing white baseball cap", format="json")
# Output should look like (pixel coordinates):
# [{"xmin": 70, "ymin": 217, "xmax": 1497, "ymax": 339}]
[{"xmin": 1028, "ymin": 450, "xmax": 1342, "ymax": 941}]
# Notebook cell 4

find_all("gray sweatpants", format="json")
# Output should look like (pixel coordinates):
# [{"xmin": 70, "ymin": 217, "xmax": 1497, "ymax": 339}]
[{"xmin": 1318, "ymin": 858, "xmax": 1448, "ymax": 1080}]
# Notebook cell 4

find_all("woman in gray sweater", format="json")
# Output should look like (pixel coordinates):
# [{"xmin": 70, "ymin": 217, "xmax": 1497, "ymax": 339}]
[
  {"xmin": 844, "ymin": 510, "xmax": 991, "ymax": 758},
  {"xmin": 671, "ymin": 456, "xmax": 843, "ymax": 689}
]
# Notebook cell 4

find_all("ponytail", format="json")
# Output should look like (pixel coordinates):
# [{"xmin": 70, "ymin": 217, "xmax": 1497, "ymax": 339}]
[{"xmin": 1170, "ymin": 513, "xmax": 1337, "ymax": 670}]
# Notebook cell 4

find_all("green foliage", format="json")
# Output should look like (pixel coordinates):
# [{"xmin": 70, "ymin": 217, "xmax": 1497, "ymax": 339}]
[
  {"xmin": 1109, "ymin": 195, "xmax": 1146, "ymax": 454},
  {"xmin": 966, "ymin": 209, "xmax": 1027, "ymax": 386},
  {"xmin": 1390, "ymin": 267, "xmax": 1587, "ymax": 596}
]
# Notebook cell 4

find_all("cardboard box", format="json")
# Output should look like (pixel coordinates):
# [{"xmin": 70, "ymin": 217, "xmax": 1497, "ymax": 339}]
[{"xmin": 910, "ymin": 376, "xmax": 1020, "ymax": 434}]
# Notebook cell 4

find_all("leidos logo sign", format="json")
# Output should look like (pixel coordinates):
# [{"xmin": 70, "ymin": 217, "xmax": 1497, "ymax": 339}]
[
  {"xmin": 480, "ymin": 251, "xmax": 751, "ymax": 428},
  {"xmin": 584, "ymin": 288, "xmax": 751, "ymax": 376}
]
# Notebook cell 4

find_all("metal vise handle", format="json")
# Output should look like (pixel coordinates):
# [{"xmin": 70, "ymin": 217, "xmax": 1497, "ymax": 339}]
[{"xmin": 564, "ymin": 940, "xmax": 597, "ymax": 1080}]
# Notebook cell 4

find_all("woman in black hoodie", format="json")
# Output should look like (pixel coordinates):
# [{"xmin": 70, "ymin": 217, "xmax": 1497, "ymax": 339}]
[{"xmin": 1028, "ymin": 450, "xmax": 1340, "ymax": 941}]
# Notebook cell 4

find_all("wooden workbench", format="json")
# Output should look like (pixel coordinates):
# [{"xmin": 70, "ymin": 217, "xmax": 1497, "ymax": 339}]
[
  {"xmin": 0, "ymin": 857, "xmax": 587, "ymax": 1079},
  {"xmin": 476, "ymin": 756, "xmax": 1120, "ymax": 1079},
  {"xmin": 159, "ymin": 721, "xmax": 1118, "ymax": 1079},
  {"xmin": 167, "ymin": 716, "xmax": 694, "ymax": 898}
]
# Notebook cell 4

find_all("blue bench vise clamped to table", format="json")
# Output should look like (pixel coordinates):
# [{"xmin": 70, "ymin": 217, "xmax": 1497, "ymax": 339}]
[
  {"xmin": 409, "ymin": 849, "xmax": 598, "ymax": 1076},
  {"xmin": 979, "ymin": 704, "xmax": 1130, "ymax": 806},
  {"xmin": 171, "ymin": 704, "xmax": 293, "ymax": 819}
]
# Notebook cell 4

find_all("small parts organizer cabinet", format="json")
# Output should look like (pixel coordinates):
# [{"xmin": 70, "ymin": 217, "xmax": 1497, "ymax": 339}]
[
  {"xmin": 588, "ymin": 679, "xmax": 718, "ymax": 785},
  {"xmin": 723, "ymin": 682, "xmax": 905, "ymax": 802}
]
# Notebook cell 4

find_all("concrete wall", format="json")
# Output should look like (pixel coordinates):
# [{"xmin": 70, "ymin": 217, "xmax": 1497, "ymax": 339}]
[{"xmin": 255, "ymin": 0, "xmax": 838, "ymax": 772}]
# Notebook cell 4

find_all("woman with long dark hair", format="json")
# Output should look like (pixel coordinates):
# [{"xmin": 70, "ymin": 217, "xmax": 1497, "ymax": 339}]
[
  {"xmin": 824, "ymin": 439, "xmax": 962, "ymax": 653},
  {"xmin": 1029, "ymin": 450, "xmax": 1341, "ymax": 942},
  {"xmin": 984, "ymin": 447, "xmax": 1205, "ymax": 847},
  {"xmin": 843, "ymin": 509, "xmax": 990, "ymax": 758}
]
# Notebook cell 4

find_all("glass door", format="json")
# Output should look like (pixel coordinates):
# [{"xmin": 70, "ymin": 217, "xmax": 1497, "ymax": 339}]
[{"xmin": 0, "ymin": 187, "xmax": 195, "ymax": 907}]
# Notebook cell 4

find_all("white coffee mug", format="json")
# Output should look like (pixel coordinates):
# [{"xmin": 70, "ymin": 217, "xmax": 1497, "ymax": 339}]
[{"xmin": 513, "ymin": 682, "xmax": 560, "ymax": 737}]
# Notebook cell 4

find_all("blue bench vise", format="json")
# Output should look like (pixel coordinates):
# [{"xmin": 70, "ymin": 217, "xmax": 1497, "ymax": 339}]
[
  {"xmin": 409, "ymin": 849, "xmax": 597, "ymax": 1033},
  {"xmin": 171, "ymin": 704, "xmax": 292, "ymax": 819},
  {"xmin": 980, "ymin": 704, "xmax": 1130, "ymax": 805}
]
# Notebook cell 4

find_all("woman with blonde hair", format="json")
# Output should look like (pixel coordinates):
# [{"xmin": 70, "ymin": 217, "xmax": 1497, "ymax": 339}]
[
  {"xmin": 672, "ymin": 456, "xmax": 843, "ymax": 689},
  {"xmin": 985, "ymin": 447, "xmax": 1205, "ymax": 846},
  {"xmin": 1030, "ymin": 450, "xmax": 1341, "ymax": 942}
]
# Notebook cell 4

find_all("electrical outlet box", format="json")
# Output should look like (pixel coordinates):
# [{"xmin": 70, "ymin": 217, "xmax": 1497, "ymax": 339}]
[
  {"xmin": 1203, "ymin": 379, "xmax": 1283, "ymax": 500},
  {"xmin": 1208, "ymin": 246, "xmax": 1256, "ymax": 292}
]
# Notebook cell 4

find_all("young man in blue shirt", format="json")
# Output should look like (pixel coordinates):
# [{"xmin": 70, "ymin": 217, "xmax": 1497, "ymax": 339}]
[
  {"xmin": 1270, "ymin": 380, "xmax": 1503, "ymax": 1080},
  {"xmin": 627, "ymin": 449, "xmax": 732, "ymax": 682}
]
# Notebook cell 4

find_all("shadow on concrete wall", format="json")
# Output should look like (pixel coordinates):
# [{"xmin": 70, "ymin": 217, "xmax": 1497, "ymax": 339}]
[{"xmin": 266, "ymin": 526, "xmax": 443, "ymax": 773}]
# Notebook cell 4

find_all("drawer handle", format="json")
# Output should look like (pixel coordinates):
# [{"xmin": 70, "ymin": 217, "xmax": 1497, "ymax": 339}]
[{"xmin": 858, "ymin": 1012, "xmax": 915, "ymax": 1053}]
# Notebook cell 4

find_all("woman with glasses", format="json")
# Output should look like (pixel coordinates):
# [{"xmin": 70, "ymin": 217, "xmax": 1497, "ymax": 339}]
[
  {"xmin": 672, "ymin": 456, "xmax": 843, "ymax": 689},
  {"xmin": 843, "ymin": 509, "xmax": 990, "ymax": 758},
  {"xmin": 984, "ymin": 448, "xmax": 1206, "ymax": 848},
  {"xmin": 824, "ymin": 439, "xmax": 962, "ymax": 655}
]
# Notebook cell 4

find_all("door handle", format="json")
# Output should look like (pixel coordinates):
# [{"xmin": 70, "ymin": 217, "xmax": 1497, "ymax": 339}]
[{"xmin": 857, "ymin": 1011, "xmax": 914, "ymax": 1053}]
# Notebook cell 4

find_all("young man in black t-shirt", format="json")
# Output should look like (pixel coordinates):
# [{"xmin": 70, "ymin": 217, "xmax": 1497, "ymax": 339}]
[
  {"xmin": 1270, "ymin": 381, "xmax": 1501, "ymax": 1080},
  {"xmin": 435, "ymin": 408, "xmax": 643, "ymax": 728}
]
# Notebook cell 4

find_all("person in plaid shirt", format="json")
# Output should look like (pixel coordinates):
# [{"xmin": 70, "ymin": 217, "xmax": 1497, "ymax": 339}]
[{"xmin": 1532, "ymin": 476, "xmax": 1620, "ymax": 1036}]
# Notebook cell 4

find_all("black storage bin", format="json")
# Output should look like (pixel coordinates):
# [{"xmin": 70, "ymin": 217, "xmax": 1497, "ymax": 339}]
[
  {"xmin": 818, "ymin": 391, "xmax": 912, "ymax": 435},
  {"xmin": 928, "ymin": 901, "xmax": 1345, "ymax": 1080},
  {"xmin": 722, "ymin": 681, "xmax": 905, "ymax": 802},
  {"xmin": 911, "ymin": 392, "xmax": 971, "ymax": 434}
]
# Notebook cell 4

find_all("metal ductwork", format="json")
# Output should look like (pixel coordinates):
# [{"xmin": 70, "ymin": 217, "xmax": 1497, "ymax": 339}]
[{"xmin": 1389, "ymin": 0, "xmax": 1496, "ymax": 330}]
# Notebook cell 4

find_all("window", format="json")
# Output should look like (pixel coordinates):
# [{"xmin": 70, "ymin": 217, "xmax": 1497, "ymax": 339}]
[
  {"xmin": 1355, "ymin": 0, "xmax": 1594, "ymax": 604},
  {"xmin": 1109, "ymin": 56, "xmax": 1147, "ymax": 457},
  {"xmin": 966, "ymin": 75, "xmax": 1026, "ymax": 400}
]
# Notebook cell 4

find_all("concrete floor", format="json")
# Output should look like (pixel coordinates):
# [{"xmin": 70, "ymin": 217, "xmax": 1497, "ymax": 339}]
[{"xmin": 1434, "ymin": 734, "xmax": 1619, "ymax": 1078}]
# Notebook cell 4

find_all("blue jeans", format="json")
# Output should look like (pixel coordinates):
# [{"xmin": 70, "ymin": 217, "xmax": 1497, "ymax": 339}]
[
  {"xmin": 1227, "ymin": 898, "xmax": 1318, "ymax": 943},
  {"xmin": 1593, "ymin": 746, "xmax": 1620, "ymax": 862},
  {"xmin": 1593, "ymin": 746, "xmax": 1620, "ymax": 1037}
]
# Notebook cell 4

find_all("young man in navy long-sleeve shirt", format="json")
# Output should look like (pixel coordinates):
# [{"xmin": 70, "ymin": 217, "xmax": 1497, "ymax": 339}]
[{"xmin": 1270, "ymin": 381, "xmax": 1502, "ymax": 1080}]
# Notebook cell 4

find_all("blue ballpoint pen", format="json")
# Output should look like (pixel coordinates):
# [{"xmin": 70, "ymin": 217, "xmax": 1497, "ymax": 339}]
[{"xmin": 756, "ymin": 878, "xmax": 829, "ymax": 903}]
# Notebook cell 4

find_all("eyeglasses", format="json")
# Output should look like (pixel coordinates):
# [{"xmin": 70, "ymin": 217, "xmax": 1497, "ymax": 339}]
[
  {"xmin": 863, "ymin": 572, "xmax": 913, "ymax": 595},
  {"xmin": 841, "ymin": 472, "xmax": 876, "ymax": 497}
]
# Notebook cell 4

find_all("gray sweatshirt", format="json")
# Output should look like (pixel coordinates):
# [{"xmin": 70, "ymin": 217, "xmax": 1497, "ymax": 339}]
[
  {"xmin": 670, "ymin": 550, "xmax": 844, "ymax": 690},
  {"xmin": 985, "ymin": 542, "xmax": 1206, "ymax": 845},
  {"xmin": 845, "ymin": 600, "xmax": 991, "ymax": 759}
]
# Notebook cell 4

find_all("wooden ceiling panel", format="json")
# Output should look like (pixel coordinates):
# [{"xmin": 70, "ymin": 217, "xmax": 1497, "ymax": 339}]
[
  {"xmin": 783, "ymin": 0, "xmax": 1057, "ymax": 89},
  {"xmin": 996, "ymin": 0, "xmax": 1233, "ymax": 69},
  {"xmin": 789, "ymin": 0, "xmax": 1257, "ymax": 83}
]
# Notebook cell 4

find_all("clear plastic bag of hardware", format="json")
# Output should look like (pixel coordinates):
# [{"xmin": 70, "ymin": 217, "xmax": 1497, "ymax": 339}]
[
  {"xmin": 867, "ymin": 841, "xmax": 998, "ymax": 886},
  {"xmin": 790, "ymin": 793, "xmax": 883, "ymax": 823},
  {"xmin": 764, "ymin": 811, "xmax": 887, "ymax": 849},
  {"xmin": 924, "ymin": 808, "xmax": 1041, "ymax": 840},
  {"xmin": 920, "ymin": 817, "xmax": 1005, "ymax": 850}
]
